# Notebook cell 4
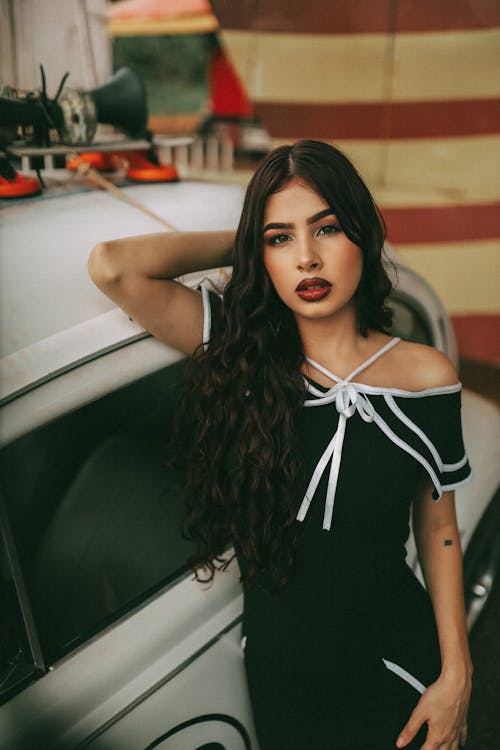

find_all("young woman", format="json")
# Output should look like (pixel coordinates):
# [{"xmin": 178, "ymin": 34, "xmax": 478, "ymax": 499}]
[{"xmin": 88, "ymin": 140, "xmax": 473, "ymax": 750}]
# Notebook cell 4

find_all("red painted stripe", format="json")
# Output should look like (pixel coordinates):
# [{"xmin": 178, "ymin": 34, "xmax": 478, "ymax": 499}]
[
  {"xmin": 212, "ymin": 0, "xmax": 500, "ymax": 34},
  {"xmin": 256, "ymin": 100, "xmax": 500, "ymax": 140},
  {"xmin": 452, "ymin": 314, "xmax": 500, "ymax": 364},
  {"xmin": 396, "ymin": 0, "xmax": 500, "ymax": 33},
  {"xmin": 212, "ymin": 0, "xmax": 391, "ymax": 34},
  {"xmin": 109, "ymin": 0, "xmax": 212, "ymax": 20},
  {"xmin": 383, "ymin": 204, "xmax": 500, "ymax": 244}
]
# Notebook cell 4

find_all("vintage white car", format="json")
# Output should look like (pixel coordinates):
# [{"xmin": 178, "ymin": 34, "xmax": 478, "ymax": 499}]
[{"xmin": 0, "ymin": 177, "xmax": 499, "ymax": 750}]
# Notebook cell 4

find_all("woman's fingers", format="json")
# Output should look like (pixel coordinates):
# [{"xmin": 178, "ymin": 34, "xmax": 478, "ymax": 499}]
[
  {"xmin": 398, "ymin": 713, "xmax": 465, "ymax": 750},
  {"xmin": 420, "ymin": 732, "xmax": 447, "ymax": 750},
  {"xmin": 420, "ymin": 726, "xmax": 463, "ymax": 750},
  {"xmin": 396, "ymin": 707, "xmax": 425, "ymax": 747},
  {"xmin": 399, "ymin": 672, "xmax": 471, "ymax": 750},
  {"xmin": 397, "ymin": 715, "xmax": 466, "ymax": 750}
]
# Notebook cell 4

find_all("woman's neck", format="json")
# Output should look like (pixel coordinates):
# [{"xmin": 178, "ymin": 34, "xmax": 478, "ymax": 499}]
[{"xmin": 295, "ymin": 304, "xmax": 365, "ymax": 363}]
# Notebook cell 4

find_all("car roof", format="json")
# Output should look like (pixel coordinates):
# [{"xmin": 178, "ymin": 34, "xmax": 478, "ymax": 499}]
[
  {"xmin": 0, "ymin": 180, "xmax": 245, "ymax": 403},
  {"xmin": 1, "ymin": 180, "xmax": 245, "ymax": 359}
]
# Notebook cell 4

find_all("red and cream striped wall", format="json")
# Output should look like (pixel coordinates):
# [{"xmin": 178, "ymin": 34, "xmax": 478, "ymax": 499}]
[{"xmin": 211, "ymin": 0, "xmax": 500, "ymax": 365}]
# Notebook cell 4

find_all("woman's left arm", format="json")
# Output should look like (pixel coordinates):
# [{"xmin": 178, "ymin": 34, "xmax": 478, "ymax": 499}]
[{"xmin": 397, "ymin": 481, "xmax": 473, "ymax": 750}]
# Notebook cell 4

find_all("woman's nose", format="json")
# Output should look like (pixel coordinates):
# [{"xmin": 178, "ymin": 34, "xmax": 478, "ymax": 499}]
[{"xmin": 296, "ymin": 237, "xmax": 321, "ymax": 271}]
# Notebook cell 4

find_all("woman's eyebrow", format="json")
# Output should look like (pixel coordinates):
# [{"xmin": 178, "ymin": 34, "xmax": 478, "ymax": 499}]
[
  {"xmin": 263, "ymin": 221, "xmax": 294, "ymax": 232},
  {"xmin": 263, "ymin": 208, "xmax": 336, "ymax": 233},
  {"xmin": 307, "ymin": 208, "xmax": 336, "ymax": 225}
]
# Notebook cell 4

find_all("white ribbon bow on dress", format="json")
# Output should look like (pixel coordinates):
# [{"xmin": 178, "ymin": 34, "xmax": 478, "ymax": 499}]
[{"xmin": 296, "ymin": 337, "xmax": 401, "ymax": 531}]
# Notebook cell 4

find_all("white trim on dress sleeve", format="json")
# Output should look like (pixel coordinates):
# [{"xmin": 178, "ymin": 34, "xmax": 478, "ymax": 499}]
[
  {"xmin": 384, "ymin": 392, "xmax": 472, "ymax": 495},
  {"xmin": 384, "ymin": 393, "xmax": 445, "ymax": 470},
  {"xmin": 200, "ymin": 284, "xmax": 211, "ymax": 352},
  {"xmin": 441, "ymin": 471, "xmax": 475, "ymax": 493},
  {"xmin": 443, "ymin": 455, "xmax": 468, "ymax": 471}
]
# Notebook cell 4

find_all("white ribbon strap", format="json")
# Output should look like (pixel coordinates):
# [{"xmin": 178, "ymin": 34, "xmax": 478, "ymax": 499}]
[
  {"xmin": 323, "ymin": 413, "xmax": 347, "ymax": 530},
  {"xmin": 297, "ymin": 382, "xmax": 375, "ymax": 530},
  {"xmin": 200, "ymin": 284, "xmax": 211, "ymax": 351},
  {"xmin": 296, "ymin": 431, "xmax": 338, "ymax": 523}
]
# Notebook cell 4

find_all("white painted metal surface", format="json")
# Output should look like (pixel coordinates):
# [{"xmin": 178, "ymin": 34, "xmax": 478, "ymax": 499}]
[{"xmin": 0, "ymin": 558, "xmax": 256, "ymax": 750}]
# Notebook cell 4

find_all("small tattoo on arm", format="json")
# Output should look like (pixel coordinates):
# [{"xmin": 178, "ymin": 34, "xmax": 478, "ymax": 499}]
[{"xmin": 444, "ymin": 539, "xmax": 453, "ymax": 546}]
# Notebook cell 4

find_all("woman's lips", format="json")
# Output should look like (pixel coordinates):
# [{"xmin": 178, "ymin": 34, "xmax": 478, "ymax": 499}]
[{"xmin": 295, "ymin": 277, "xmax": 332, "ymax": 302}]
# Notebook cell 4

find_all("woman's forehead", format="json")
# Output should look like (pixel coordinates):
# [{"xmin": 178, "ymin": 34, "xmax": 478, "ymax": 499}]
[{"xmin": 264, "ymin": 179, "xmax": 331, "ymax": 224}]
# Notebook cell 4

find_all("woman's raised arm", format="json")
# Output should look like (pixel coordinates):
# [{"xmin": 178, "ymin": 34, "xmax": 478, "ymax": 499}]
[{"xmin": 87, "ymin": 230, "xmax": 235, "ymax": 355}]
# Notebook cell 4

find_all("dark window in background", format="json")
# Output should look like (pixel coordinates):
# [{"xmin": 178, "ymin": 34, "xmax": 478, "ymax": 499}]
[{"xmin": 112, "ymin": 34, "xmax": 212, "ymax": 116}]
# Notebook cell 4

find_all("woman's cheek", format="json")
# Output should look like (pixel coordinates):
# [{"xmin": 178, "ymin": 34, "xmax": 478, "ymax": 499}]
[
  {"xmin": 337, "ymin": 246, "xmax": 363, "ymax": 286},
  {"xmin": 264, "ymin": 256, "xmax": 285, "ymax": 294}
]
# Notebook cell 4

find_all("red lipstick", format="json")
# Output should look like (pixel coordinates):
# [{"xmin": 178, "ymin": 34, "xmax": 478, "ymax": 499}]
[{"xmin": 295, "ymin": 277, "xmax": 332, "ymax": 302}]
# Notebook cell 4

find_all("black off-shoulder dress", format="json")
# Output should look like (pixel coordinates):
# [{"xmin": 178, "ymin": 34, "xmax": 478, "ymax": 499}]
[{"xmin": 200, "ymin": 287, "xmax": 474, "ymax": 750}]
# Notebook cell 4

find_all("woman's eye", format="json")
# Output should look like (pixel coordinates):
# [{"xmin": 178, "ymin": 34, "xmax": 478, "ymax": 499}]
[
  {"xmin": 269, "ymin": 233, "xmax": 290, "ymax": 246},
  {"xmin": 317, "ymin": 224, "xmax": 341, "ymax": 236}
]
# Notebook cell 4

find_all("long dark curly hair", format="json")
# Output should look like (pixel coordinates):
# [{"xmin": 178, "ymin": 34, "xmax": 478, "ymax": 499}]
[{"xmin": 176, "ymin": 140, "xmax": 394, "ymax": 587}]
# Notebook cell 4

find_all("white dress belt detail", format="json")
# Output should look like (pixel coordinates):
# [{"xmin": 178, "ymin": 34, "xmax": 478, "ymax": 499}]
[{"xmin": 382, "ymin": 658, "xmax": 426, "ymax": 694}]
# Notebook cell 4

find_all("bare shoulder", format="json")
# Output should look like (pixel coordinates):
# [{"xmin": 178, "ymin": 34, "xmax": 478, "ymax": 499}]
[{"xmin": 392, "ymin": 340, "xmax": 459, "ymax": 391}]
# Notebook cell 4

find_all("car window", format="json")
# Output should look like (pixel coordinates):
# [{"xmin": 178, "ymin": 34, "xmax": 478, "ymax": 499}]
[
  {"xmin": 0, "ymin": 359, "xmax": 195, "ymax": 666},
  {"xmin": 389, "ymin": 296, "xmax": 433, "ymax": 346},
  {"xmin": 0, "ymin": 501, "xmax": 43, "ymax": 703},
  {"xmin": 0, "ymin": 556, "xmax": 33, "ymax": 703}
]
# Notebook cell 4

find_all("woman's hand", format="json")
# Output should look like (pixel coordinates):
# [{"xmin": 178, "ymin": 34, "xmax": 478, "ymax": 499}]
[{"xmin": 396, "ymin": 669, "xmax": 472, "ymax": 750}]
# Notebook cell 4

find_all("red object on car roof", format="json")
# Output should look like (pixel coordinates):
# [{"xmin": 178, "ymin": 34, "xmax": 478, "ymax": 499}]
[
  {"xmin": 66, "ymin": 151, "xmax": 178, "ymax": 183},
  {"xmin": 0, "ymin": 169, "xmax": 41, "ymax": 199}
]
